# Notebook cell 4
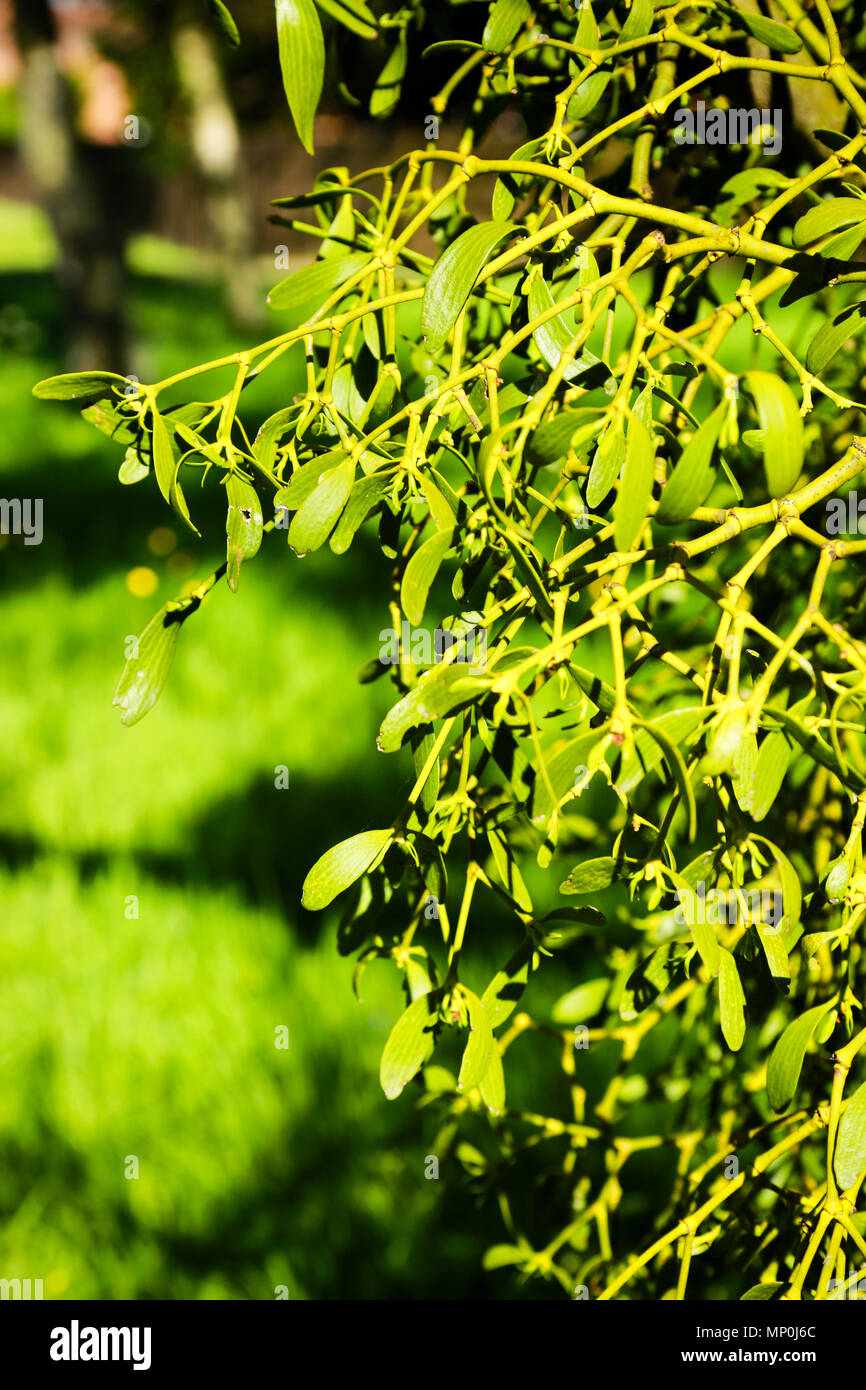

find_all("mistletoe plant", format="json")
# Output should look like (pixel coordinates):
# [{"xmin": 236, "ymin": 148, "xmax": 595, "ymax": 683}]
[{"xmin": 35, "ymin": 0, "xmax": 866, "ymax": 1299}]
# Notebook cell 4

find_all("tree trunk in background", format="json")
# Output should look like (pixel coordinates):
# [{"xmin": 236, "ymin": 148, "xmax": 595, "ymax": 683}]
[
  {"xmin": 171, "ymin": 13, "xmax": 261, "ymax": 330},
  {"xmin": 13, "ymin": 0, "xmax": 128, "ymax": 371}
]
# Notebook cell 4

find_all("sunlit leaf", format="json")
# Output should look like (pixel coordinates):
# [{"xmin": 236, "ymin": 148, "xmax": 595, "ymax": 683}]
[
  {"xmin": 302, "ymin": 828, "xmax": 393, "ymax": 910},
  {"xmin": 421, "ymin": 221, "xmax": 517, "ymax": 353},
  {"xmin": 276, "ymin": 0, "xmax": 325, "ymax": 155}
]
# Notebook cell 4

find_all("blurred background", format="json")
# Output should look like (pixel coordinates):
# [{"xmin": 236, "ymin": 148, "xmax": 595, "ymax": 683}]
[{"xmin": 0, "ymin": 0, "xmax": 532, "ymax": 1300}]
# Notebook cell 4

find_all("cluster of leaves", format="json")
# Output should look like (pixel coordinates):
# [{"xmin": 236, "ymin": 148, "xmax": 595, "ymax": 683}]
[{"xmin": 36, "ymin": 0, "xmax": 866, "ymax": 1298}]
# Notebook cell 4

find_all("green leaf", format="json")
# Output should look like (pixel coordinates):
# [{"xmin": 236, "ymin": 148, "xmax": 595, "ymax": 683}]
[
  {"xmin": 755, "ymin": 917, "xmax": 790, "ymax": 985},
  {"xmin": 302, "ymin": 828, "xmax": 393, "ymax": 910},
  {"xmin": 766, "ymin": 1001, "xmax": 836, "ymax": 1112},
  {"xmin": 419, "ymin": 472, "xmax": 458, "ymax": 529},
  {"xmin": 32, "ymin": 371, "xmax": 125, "ymax": 401},
  {"xmin": 744, "ymin": 372, "xmax": 804, "ymax": 497},
  {"xmin": 378, "ymin": 663, "xmax": 492, "ymax": 752},
  {"xmin": 457, "ymin": 990, "xmax": 496, "ymax": 1091},
  {"xmin": 656, "ymin": 402, "xmax": 726, "ymax": 524},
  {"xmin": 479, "ymin": 1044, "xmax": 506, "ymax": 1114},
  {"xmin": 481, "ymin": 941, "xmax": 533, "ymax": 1028},
  {"xmin": 586, "ymin": 415, "xmax": 626, "ymax": 508},
  {"xmin": 289, "ymin": 456, "xmax": 355, "ymax": 553},
  {"xmin": 763, "ymin": 703, "xmax": 866, "ymax": 791},
  {"xmin": 824, "ymin": 221, "xmax": 866, "ymax": 260},
  {"xmin": 209, "ymin": 0, "xmax": 240, "ymax": 46},
  {"xmin": 551, "ymin": 978, "xmax": 608, "ymax": 1025},
  {"xmin": 411, "ymin": 731, "xmax": 440, "ymax": 816},
  {"xmin": 620, "ymin": 944, "xmax": 686, "ymax": 1020},
  {"xmin": 793, "ymin": 197, "xmax": 866, "ymax": 248},
  {"xmin": 835, "ymin": 1079, "xmax": 866, "ymax": 1191},
  {"xmin": 113, "ymin": 601, "xmax": 193, "ymax": 727},
  {"xmin": 413, "ymin": 829, "xmax": 446, "ymax": 898},
  {"xmin": 530, "ymin": 731, "xmax": 600, "ymax": 827},
  {"xmin": 421, "ymin": 221, "xmax": 517, "ymax": 353},
  {"xmin": 276, "ymin": 0, "xmax": 325, "ymax": 155},
  {"xmin": 253, "ymin": 406, "xmax": 296, "ymax": 474},
  {"xmin": 560, "ymin": 856, "xmax": 618, "ymax": 895},
  {"xmin": 526, "ymin": 409, "xmax": 601, "ymax": 468},
  {"xmin": 82, "ymin": 399, "xmax": 138, "ymax": 445},
  {"xmin": 752, "ymin": 731, "xmax": 792, "ymax": 821},
  {"xmin": 738, "ymin": 12, "xmax": 802, "ymax": 53},
  {"xmin": 731, "ymin": 730, "xmax": 758, "ymax": 814},
  {"xmin": 226, "ymin": 475, "xmax": 264, "ymax": 592},
  {"xmin": 370, "ymin": 28, "xmax": 408, "ymax": 118},
  {"xmin": 268, "ymin": 251, "xmax": 369, "ymax": 311},
  {"xmin": 619, "ymin": 0, "xmax": 654, "ymax": 42},
  {"xmin": 379, "ymin": 993, "xmax": 438, "ymax": 1099},
  {"xmin": 671, "ymin": 870, "xmax": 720, "ymax": 975},
  {"xmin": 401, "ymin": 529, "xmax": 453, "ymax": 626},
  {"xmin": 330, "ymin": 472, "xmax": 392, "ymax": 553},
  {"xmin": 118, "ymin": 448, "xmax": 149, "ymax": 485},
  {"xmin": 613, "ymin": 411, "xmax": 654, "ymax": 551},
  {"xmin": 752, "ymin": 835, "xmax": 801, "ymax": 944},
  {"xmin": 482, "ymin": 1244, "xmax": 525, "ymax": 1270},
  {"xmin": 487, "ymin": 826, "xmax": 533, "ymax": 914},
  {"xmin": 718, "ymin": 947, "xmax": 746, "ymax": 1051},
  {"xmin": 151, "ymin": 411, "xmax": 175, "ymax": 505},
  {"xmin": 714, "ymin": 168, "xmax": 789, "ymax": 222},
  {"xmin": 276, "ymin": 449, "xmax": 344, "ymax": 510},
  {"xmin": 567, "ymin": 1, "xmax": 612, "ymax": 120},
  {"xmin": 805, "ymin": 301, "xmax": 866, "ymax": 375},
  {"xmin": 528, "ymin": 271, "xmax": 601, "ymax": 382},
  {"xmin": 483, "ymin": 0, "xmax": 530, "ymax": 51},
  {"xmin": 570, "ymin": 662, "xmax": 617, "ymax": 715},
  {"xmin": 741, "ymin": 1283, "xmax": 785, "ymax": 1301},
  {"xmin": 616, "ymin": 706, "xmax": 707, "ymax": 796}
]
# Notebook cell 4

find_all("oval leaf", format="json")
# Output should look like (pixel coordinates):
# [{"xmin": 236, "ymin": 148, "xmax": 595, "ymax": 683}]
[
  {"xmin": 401, "ymin": 528, "xmax": 453, "ymax": 626},
  {"xmin": 656, "ymin": 402, "xmax": 726, "ymax": 524},
  {"xmin": 483, "ymin": 0, "xmax": 530, "ymax": 52},
  {"xmin": 551, "ymin": 978, "xmax": 608, "ymax": 1025},
  {"xmin": 226, "ymin": 475, "xmax": 264, "ymax": 592},
  {"xmin": 718, "ymin": 947, "xmax": 746, "ymax": 1052},
  {"xmin": 745, "ymin": 372, "xmax": 804, "ymax": 497},
  {"xmin": 586, "ymin": 415, "xmax": 626, "ymax": 508},
  {"xmin": 560, "ymin": 856, "xmax": 618, "ymax": 894},
  {"xmin": 289, "ymin": 456, "xmax": 355, "ymax": 553},
  {"xmin": 793, "ymin": 197, "xmax": 866, "ymax": 249},
  {"xmin": 613, "ymin": 412, "xmax": 654, "ymax": 551},
  {"xmin": 805, "ymin": 301, "xmax": 866, "ymax": 376},
  {"xmin": 835, "ymin": 1079, "xmax": 866, "ymax": 1191},
  {"xmin": 421, "ymin": 221, "xmax": 517, "ymax": 354},
  {"xmin": 457, "ymin": 990, "xmax": 495, "ymax": 1091},
  {"xmin": 766, "ymin": 1001, "xmax": 836, "ymax": 1112},
  {"xmin": 268, "ymin": 251, "xmax": 370, "ymax": 311},
  {"xmin": 740, "ymin": 12, "xmax": 802, "ymax": 53},
  {"xmin": 113, "ymin": 602, "xmax": 190, "ymax": 727},
  {"xmin": 32, "ymin": 371, "xmax": 125, "ymax": 401},
  {"xmin": 302, "ymin": 828, "xmax": 393, "ymax": 911},
  {"xmin": 380, "ymin": 993, "xmax": 438, "ymax": 1099},
  {"xmin": 752, "ymin": 730, "xmax": 792, "ymax": 821}
]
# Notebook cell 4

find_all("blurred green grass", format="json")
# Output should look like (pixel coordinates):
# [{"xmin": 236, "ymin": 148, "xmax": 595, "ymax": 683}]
[{"xmin": 0, "ymin": 202, "xmax": 510, "ymax": 1300}]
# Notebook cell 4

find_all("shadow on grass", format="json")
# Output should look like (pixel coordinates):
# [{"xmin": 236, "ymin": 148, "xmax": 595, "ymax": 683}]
[{"xmin": 0, "ymin": 760, "xmax": 409, "ymax": 943}]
